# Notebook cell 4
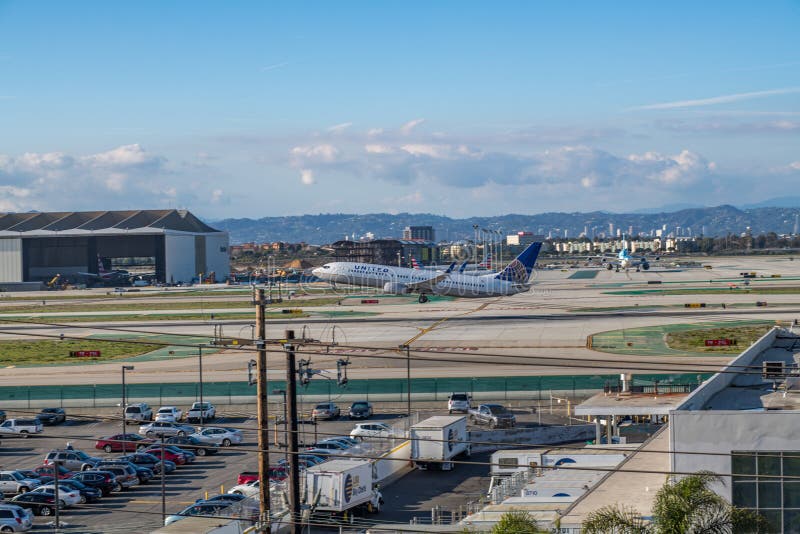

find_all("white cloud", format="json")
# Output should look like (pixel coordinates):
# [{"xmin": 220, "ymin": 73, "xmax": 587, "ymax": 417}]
[
  {"xmin": 290, "ymin": 144, "xmax": 339, "ymax": 163},
  {"xmin": 261, "ymin": 61, "xmax": 289, "ymax": 72},
  {"xmin": 633, "ymin": 87, "xmax": 800, "ymax": 111},
  {"xmin": 300, "ymin": 169, "xmax": 315, "ymax": 185},
  {"xmin": 328, "ymin": 122, "xmax": 353, "ymax": 133},
  {"xmin": 211, "ymin": 189, "xmax": 224, "ymax": 203},
  {"xmin": 364, "ymin": 144, "xmax": 394, "ymax": 154},
  {"xmin": 400, "ymin": 118, "xmax": 425, "ymax": 135},
  {"xmin": 398, "ymin": 190, "xmax": 424, "ymax": 204},
  {"xmin": 367, "ymin": 128, "xmax": 384, "ymax": 137}
]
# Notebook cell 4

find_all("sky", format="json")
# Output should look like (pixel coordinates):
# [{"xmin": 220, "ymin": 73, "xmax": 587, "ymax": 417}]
[{"xmin": 0, "ymin": 1, "xmax": 799, "ymax": 220}]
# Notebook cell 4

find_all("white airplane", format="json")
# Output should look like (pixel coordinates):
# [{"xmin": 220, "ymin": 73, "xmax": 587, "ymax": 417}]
[
  {"xmin": 312, "ymin": 242, "xmax": 541, "ymax": 303},
  {"xmin": 592, "ymin": 248, "xmax": 658, "ymax": 272}
]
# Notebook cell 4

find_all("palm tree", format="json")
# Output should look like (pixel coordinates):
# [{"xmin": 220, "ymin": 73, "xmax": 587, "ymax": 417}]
[
  {"xmin": 490, "ymin": 509, "xmax": 547, "ymax": 533},
  {"xmin": 582, "ymin": 471, "xmax": 769, "ymax": 534}
]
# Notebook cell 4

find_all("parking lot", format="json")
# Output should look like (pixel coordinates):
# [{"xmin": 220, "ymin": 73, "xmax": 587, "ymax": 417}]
[{"xmin": 0, "ymin": 397, "xmax": 572, "ymax": 532}]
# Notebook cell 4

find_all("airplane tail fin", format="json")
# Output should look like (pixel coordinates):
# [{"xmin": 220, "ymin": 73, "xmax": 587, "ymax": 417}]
[
  {"xmin": 494, "ymin": 242, "xmax": 541, "ymax": 283},
  {"xmin": 478, "ymin": 253, "xmax": 492, "ymax": 269},
  {"xmin": 458, "ymin": 261, "xmax": 468, "ymax": 273},
  {"xmin": 444, "ymin": 262, "xmax": 457, "ymax": 274}
]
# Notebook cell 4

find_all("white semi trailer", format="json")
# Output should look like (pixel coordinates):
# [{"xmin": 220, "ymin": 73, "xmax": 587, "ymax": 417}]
[{"xmin": 410, "ymin": 415, "xmax": 470, "ymax": 471}]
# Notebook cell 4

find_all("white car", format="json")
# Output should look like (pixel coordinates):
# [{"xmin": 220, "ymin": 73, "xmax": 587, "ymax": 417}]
[
  {"xmin": 138, "ymin": 421, "xmax": 195, "ymax": 438},
  {"xmin": 155, "ymin": 406, "xmax": 183, "ymax": 423},
  {"xmin": 227, "ymin": 479, "xmax": 259, "ymax": 498},
  {"xmin": 190, "ymin": 427, "xmax": 243, "ymax": 447},
  {"xmin": 349, "ymin": 422, "xmax": 394, "ymax": 440},
  {"xmin": 30, "ymin": 486, "xmax": 82, "ymax": 507}
]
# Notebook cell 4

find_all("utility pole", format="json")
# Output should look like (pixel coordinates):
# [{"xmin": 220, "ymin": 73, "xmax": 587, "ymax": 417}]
[
  {"xmin": 255, "ymin": 289, "xmax": 271, "ymax": 532},
  {"xmin": 284, "ymin": 329, "xmax": 301, "ymax": 534},
  {"xmin": 400, "ymin": 344, "xmax": 411, "ymax": 419}
]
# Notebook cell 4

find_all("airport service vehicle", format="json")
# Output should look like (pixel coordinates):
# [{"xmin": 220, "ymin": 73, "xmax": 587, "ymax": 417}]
[
  {"xmin": 0, "ymin": 504, "xmax": 33, "ymax": 532},
  {"xmin": 9, "ymin": 493, "xmax": 61, "ymax": 517},
  {"xmin": 154, "ymin": 406, "xmax": 183, "ymax": 423},
  {"xmin": 305, "ymin": 460, "xmax": 379, "ymax": 514},
  {"xmin": 28, "ymin": 486, "xmax": 81, "ymax": 507},
  {"xmin": 448, "ymin": 393, "xmax": 471, "ymax": 414},
  {"xmin": 468, "ymin": 404, "xmax": 516, "ymax": 429},
  {"xmin": 139, "ymin": 421, "xmax": 195, "ymax": 438},
  {"xmin": 166, "ymin": 435, "xmax": 218, "ymax": 456},
  {"xmin": 410, "ymin": 416, "xmax": 470, "ymax": 471},
  {"xmin": 94, "ymin": 433, "xmax": 154, "ymax": 453},
  {"xmin": 227, "ymin": 479, "xmax": 259, "ymax": 497},
  {"xmin": 348, "ymin": 401, "xmax": 373, "ymax": 419},
  {"xmin": 311, "ymin": 402, "xmax": 340, "ymax": 421},
  {"xmin": 123, "ymin": 403, "xmax": 153, "ymax": 424},
  {"xmin": 36, "ymin": 408, "xmax": 66, "ymax": 425},
  {"xmin": 0, "ymin": 419, "xmax": 42, "ymax": 437},
  {"xmin": 44, "ymin": 449, "xmax": 102, "ymax": 471},
  {"xmin": 349, "ymin": 422, "xmax": 394, "ymax": 440},
  {"xmin": 312, "ymin": 242, "xmax": 542, "ymax": 303},
  {"xmin": 186, "ymin": 402, "xmax": 216, "ymax": 423},
  {"xmin": 0, "ymin": 471, "xmax": 41, "ymax": 494},
  {"xmin": 190, "ymin": 427, "xmax": 242, "ymax": 446},
  {"xmin": 69, "ymin": 471, "xmax": 118, "ymax": 496}
]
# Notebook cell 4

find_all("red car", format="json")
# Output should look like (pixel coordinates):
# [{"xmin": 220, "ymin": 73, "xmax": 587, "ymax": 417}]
[
  {"xmin": 95, "ymin": 433, "xmax": 154, "ymax": 453},
  {"xmin": 33, "ymin": 463, "xmax": 74, "ymax": 480},
  {"xmin": 144, "ymin": 446, "xmax": 186, "ymax": 465}
]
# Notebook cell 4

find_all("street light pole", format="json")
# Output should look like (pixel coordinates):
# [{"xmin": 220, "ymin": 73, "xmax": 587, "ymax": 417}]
[{"xmin": 121, "ymin": 365, "xmax": 134, "ymax": 453}]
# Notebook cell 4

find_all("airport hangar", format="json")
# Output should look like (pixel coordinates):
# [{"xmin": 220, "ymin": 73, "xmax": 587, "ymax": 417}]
[{"xmin": 0, "ymin": 209, "xmax": 229, "ymax": 289}]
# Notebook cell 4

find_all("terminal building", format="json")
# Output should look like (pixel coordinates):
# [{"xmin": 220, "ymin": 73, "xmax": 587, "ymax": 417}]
[{"xmin": 0, "ymin": 209, "xmax": 229, "ymax": 289}]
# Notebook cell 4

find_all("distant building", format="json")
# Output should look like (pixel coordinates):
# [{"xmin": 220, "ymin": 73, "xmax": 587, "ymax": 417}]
[
  {"xmin": 402, "ymin": 225, "xmax": 435, "ymax": 241},
  {"xmin": 506, "ymin": 231, "xmax": 545, "ymax": 247},
  {"xmin": 332, "ymin": 239, "xmax": 439, "ymax": 266}
]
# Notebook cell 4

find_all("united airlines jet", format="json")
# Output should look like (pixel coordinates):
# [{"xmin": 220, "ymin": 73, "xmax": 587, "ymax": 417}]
[{"xmin": 312, "ymin": 242, "xmax": 541, "ymax": 303}]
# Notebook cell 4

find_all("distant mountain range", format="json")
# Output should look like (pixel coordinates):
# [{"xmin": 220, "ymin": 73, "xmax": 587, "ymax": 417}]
[{"xmin": 210, "ymin": 205, "xmax": 800, "ymax": 245}]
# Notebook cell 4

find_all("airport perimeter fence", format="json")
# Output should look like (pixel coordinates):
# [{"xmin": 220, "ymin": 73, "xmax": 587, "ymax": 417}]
[{"xmin": 0, "ymin": 373, "xmax": 710, "ymax": 409}]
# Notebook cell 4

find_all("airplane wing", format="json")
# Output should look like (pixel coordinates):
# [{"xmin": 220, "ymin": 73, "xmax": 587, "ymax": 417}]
[{"xmin": 406, "ymin": 272, "xmax": 450, "ymax": 292}]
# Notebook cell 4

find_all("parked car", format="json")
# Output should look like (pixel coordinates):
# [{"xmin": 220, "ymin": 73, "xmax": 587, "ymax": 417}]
[
  {"xmin": 97, "ymin": 461, "xmax": 152, "ymax": 484},
  {"xmin": 325, "ymin": 436, "xmax": 359, "ymax": 447},
  {"xmin": 31, "ymin": 464, "xmax": 74, "ymax": 480},
  {"xmin": 0, "ymin": 471, "xmax": 41, "ymax": 494},
  {"xmin": 124, "ymin": 403, "xmax": 153, "ymax": 424},
  {"xmin": 0, "ymin": 419, "xmax": 42, "ymax": 437},
  {"xmin": 40, "ymin": 479, "xmax": 101, "ymax": 504},
  {"xmin": 190, "ymin": 427, "xmax": 242, "ymax": 447},
  {"xmin": 186, "ymin": 402, "xmax": 216, "ymax": 423},
  {"xmin": 310, "ymin": 440, "xmax": 349, "ymax": 452},
  {"xmin": 118, "ymin": 453, "xmax": 176, "ymax": 475},
  {"xmin": 70, "ymin": 470, "xmax": 119, "ymax": 496},
  {"xmin": 143, "ymin": 446, "xmax": 186, "ymax": 466},
  {"xmin": 154, "ymin": 406, "xmax": 183, "ymax": 423},
  {"xmin": 468, "ymin": 404, "xmax": 516, "ymax": 428},
  {"xmin": 96, "ymin": 464, "xmax": 139, "ymax": 489},
  {"xmin": 94, "ymin": 433, "xmax": 154, "ymax": 453},
  {"xmin": 152, "ymin": 445, "xmax": 195, "ymax": 464},
  {"xmin": 0, "ymin": 503, "xmax": 33, "ymax": 532},
  {"xmin": 44, "ymin": 449, "xmax": 102, "ymax": 471},
  {"xmin": 348, "ymin": 401, "xmax": 373, "ymax": 419},
  {"xmin": 227, "ymin": 479, "xmax": 259, "ymax": 497},
  {"xmin": 36, "ymin": 408, "xmax": 66, "ymax": 425},
  {"xmin": 448, "ymin": 392, "xmax": 472, "ymax": 414},
  {"xmin": 349, "ymin": 422, "xmax": 394, "ymax": 440},
  {"xmin": 277, "ymin": 454, "xmax": 326, "ymax": 468},
  {"xmin": 166, "ymin": 435, "xmax": 218, "ymax": 456},
  {"xmin": 28, "ymin": 486, "xmax": 81, "ymax": 507},
  {"xmin": 311, "ymin": 402, "xmax": 340, "ymax": 421},
  {"xmin": 15, "ymin": 471, "xmax": 52, "ymax": 486},
  {"xmin": 138, "ymin": 421, "xmax": 195, "ymax": 438},
  {"xmin": 164, "ymin": 500, "xmax": 235, "ymax": 526},
  {"xmin": 9, "ymin": 493, "xmax": 60, "ymax": 517},
  {"xmin": 304, "ymin": 447, "xmax": 345, "ymax": 459}
]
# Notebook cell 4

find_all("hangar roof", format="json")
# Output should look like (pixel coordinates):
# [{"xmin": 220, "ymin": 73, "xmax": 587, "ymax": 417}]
[{"xmin": 0, "ymin": 210, "xmax": 221, "ymax": 236}]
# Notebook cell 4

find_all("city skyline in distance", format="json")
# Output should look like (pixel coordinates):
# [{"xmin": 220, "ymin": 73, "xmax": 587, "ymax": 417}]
[{"xmin": 0, "ymin": 2, "xmax": 798, "ymax": 219}]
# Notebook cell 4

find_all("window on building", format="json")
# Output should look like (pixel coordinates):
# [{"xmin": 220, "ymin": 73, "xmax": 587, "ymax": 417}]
[{"xmin": 732, "ymin": 450, "xmax": 800, "ymax": 532}]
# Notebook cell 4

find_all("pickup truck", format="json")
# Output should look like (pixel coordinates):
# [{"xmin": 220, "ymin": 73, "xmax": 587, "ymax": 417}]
[
  {"xmin": 124, "ymin": 403, "xmax": 153, "ymax": 424},
  {"xmin": 468, "ymin": 404, "xmax": 516, "ymax": 428},
  {"xmin": 0, "ymin": 470, "xmax": 42, "ymax": 494},
  {"xmin": 186, "ymin": 402, "xmax": 216, "ymax": 423},
  {"xmin": 0, "ymin": 418, "xmax": 43, "ymax": 436}
]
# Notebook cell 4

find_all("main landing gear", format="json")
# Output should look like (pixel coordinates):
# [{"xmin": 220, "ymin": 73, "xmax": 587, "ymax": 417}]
[{"xmin": 418, "ymin": 294, "xmax": 429, "ymax": 304}]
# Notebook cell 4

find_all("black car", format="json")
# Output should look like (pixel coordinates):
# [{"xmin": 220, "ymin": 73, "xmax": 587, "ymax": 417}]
[
  {"xmin": 348, "ymin": 401, "xmax": 373, "ymax": 419},
  {"xmin": 55, "ymin": 479, "xmax": 102, "ymax": 503},
  {"xmin": 117, "ymin": 453, "xmax": 171, "ymax": 475},
  {"xmin": 36, "ymin": 408, "xmax": 66, "ymax": 425},
  {"xmin": 98, "ymin": 461, "xmax": 153, "ymax": 484},
  {"xmin": 166, "ymin": 435, "xmax": 219, "ymax": 456},
  {"xmin": 70, "ymin": 470, "xmax": 118, "ymax": 496},
  {"xmin": 10, "ymin": 492, "xmax": 59, "ymax": 516}
]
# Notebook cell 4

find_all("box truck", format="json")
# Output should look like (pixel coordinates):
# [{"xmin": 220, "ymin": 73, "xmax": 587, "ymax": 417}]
[
  {"xmin": 410, "ymin": 415, "xmax": 470, "ymax": 471},
  {"xmin": 305, "ymin": 459, "xmax": 377, "ymax": 514}
]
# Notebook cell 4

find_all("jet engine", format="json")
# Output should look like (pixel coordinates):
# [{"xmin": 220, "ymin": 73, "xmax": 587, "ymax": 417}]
[{"xmin": 383, "ymin": 282, "xmax": 410, "ymax": 294}]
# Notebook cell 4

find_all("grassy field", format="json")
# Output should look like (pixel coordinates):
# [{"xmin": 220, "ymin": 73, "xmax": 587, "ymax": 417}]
[
  {"xmin": 0, "ymin": 311, "xmax": 312, "ymax": 323},
  {"xmin": 606, "ymin": 286, "xmax": 800, "ymax": 296},
  {"xmin": 664, "ymin": 324, "xmax": 774, "ymax": 354},
  {"xmin": 0, "ymin": 339, "xmax": 161, "ymax": 365}
]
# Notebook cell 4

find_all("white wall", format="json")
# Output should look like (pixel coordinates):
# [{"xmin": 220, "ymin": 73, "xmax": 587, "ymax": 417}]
[
  {"xmin": 164, "ymin": 234, "xmax": 197, "ymax": 284},
  {"xmin": 0, "ymin": 238, "xmax": 22, "ymax": 283},
  {"xmin": 671, "ymin": 411, "xmax": 800, "ymax": 500},
  {"xmin": 373, "ymin": 440, "xmax": 411, "ymax": 483},
  {"xmin": 204, "ymin": 232, "xmax": 230, "ymax": 281}
]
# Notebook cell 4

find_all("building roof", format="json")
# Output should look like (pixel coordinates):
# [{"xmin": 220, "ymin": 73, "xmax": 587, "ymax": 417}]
[{"xmin": 0, "ymin": 209, "xmax": 221, "ymax": 236}]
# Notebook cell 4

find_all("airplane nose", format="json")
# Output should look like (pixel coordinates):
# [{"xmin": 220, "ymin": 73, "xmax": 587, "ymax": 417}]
[{"xmin": 312, "ymin": 268, "xmax": 322, "ymax": 277}]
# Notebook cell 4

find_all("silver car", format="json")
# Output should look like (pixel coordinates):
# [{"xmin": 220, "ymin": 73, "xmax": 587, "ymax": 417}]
[
  {"xmin": 138, "ymin": 421, "xmax": 195, "ymax": 438},
  {"xmin": 0, "ymin": 504, "xmax": 33, "ymax": 532},
  {"xmin": 190, "ymin": 427, "xmax": 243, "ymax": 447}
]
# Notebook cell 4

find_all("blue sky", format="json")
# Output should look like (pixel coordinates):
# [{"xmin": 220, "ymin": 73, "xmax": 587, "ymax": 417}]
[{"xmin": 1, "ymin": 1, "xmax": 798, "ymax": 219}]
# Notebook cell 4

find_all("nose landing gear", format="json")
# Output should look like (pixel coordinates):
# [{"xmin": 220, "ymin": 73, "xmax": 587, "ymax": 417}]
[{"xmin": 418, "ymin": 294, "xmax": 429, "ymax": 304}]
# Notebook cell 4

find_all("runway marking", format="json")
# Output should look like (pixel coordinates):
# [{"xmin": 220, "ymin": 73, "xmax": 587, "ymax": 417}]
[{"xmin": 402, "ymin": 298, "xmax": 499, "ymax": 346}]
